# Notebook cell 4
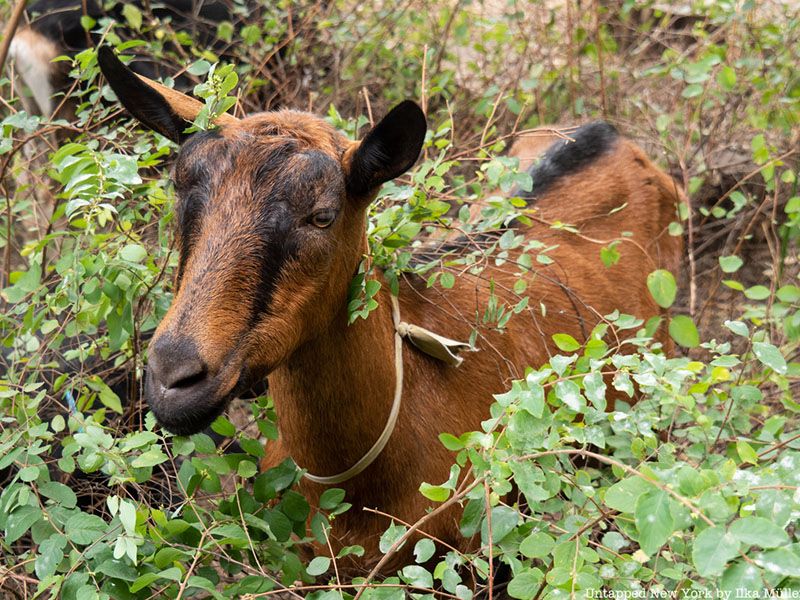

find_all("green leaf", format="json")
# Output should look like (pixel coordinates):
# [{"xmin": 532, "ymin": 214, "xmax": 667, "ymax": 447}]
[
  {"xmin": 634, "ymin": 489, "xmax": 674, "ymax": 555},
  {"xmin": 721, "ymin": 561, "xmax": 762, "ymax": 595},
  {"xmin": 414, "ymin": 538, "xmax": 436, "ymax": 563},
  {"xmin": 240, "ymin": 24, "xmax": 261, "ymax": 45},
  {"xmin": 280, "ymin": 491, "xmax": 310, "ymax": 522},
  {"xmin": 753, "ymin": 547, "xmax": 800, "ymax": 577},
  {"xmin": 6, "ymin": 505, "xmax": 41, "ymax": 543},
  {"xmin": 724, "ymin": 320, "xmax": 749, "ymax": 337},
  {"xmin": 776, "ymin": 284, "xmax": 800, "ymax": 303},
  {"xmin": 96, "ymin": 558, "xmax": 138, "ymax": 582},
  {"xmin": 729, "ymin": 517, "xmax": 788, "ymax": 548},
  {"xmin": 309, "ymin": 513, "xmax": 330, "ymax": 545},
  {"xmin": 519, "ymin": 531, "xmax": 555, "ymax": 558},
  {"xmin": 736, "ymin": 440, "xmax": 758, "ymax": 465},
  {"xmin": 238, "ymin": 436, "xmax": 265, "ymax": 458},
  {"xmin": 744, "ymin": 285, "xmax": 771, "ymax": 300},
  {"xmin": 51, "ymin": 414, "xmax": 65, "ymax": 433},
  {"xmin": 364, "ymin": 279, "xmax": 381, "ymax": 297},
  {"xmin": 511, "ymin": 461, "xmax": 551, "ymax": 503},
  {"xmin": 459, "ymin": 499, "xmax": 483, "ymax": 538},
  {"xmin": 39, "ymin": 481, "xmax": 77, "ymax": 508},
  {"xmin": 438, "ymin": 433, "xmax": 464, "ymax": 451},
  {"xmin": 719, "ymin": 255, "xmax": 743, "ymax": 273},
  {"xmin": 554, "ymin": 379, "xmax": 583, "ymax": 411},
  {"xmin": 692, "ymin": 527, "xmax": 740, "ymax": 577},
  {"xmin": 65, "ymin": 512, "xmax": 107, "ymax": 545},
  {"xmin": 604, "ymin": 477, "xmax": 650, "ymax": 513},
  {"xmin": 122, "ymin": 431, "xmax": 158, "ymax": 451},
  {"xmin": 119, "ymin": 243, "xmax": 147, "ymax": 263},
  {"xmin": 336, "ymin": 545, "xmax": 364, "ymax": 559},
  {"xmin": 212, "ymin": 523, "xmax": 247, "ymax": 545},
  {"xmin": 400, "ymin": 565, "xmax": 433, "ymax": 588},
  {"xmin": 307, "ymin": 556, "xmax": 331, "ymax": 576},
  {"xmin": 187, "ymin": 60, "xmax": 212, "ymax": 76},
  {"xmin": 419, "ymin": 483, "xmax": 450, "ymax": 502},
  {"xmin": 191, "ymin": 432, "xmax": 217, "ymax": 454},
  {"xmin": 118, "ymin": 499, "xmax": 137, "ymax": 535},
  {"xmin": 131, "ymin": 567, "xmax": 182, "ymax": 593},
  {"xmin": 752, "ymin": 341, "xmax": 787, "ymax": 374},
  {"xmin": 676, "ymin": 466, "xmax": 708, "ymax": 496},
  {"xmin": 481, "ymin": 506, "xmax": 518, "ymax": 544},
  {"xmin": 97, "ymin": 383, "xmax": 123, "ymax": 414},
  {"xmin": 669, "ymin": 315, "xmax": 700, "ymax": 348},
  {"xmin": 319, "ymin": 488, "xmax": 346, "ymax": 510},
  {"xmin": 723, "ymin": 279, "xmax": 744, "ymax": 291},
  {"xmin": 215, "ymin": 21, "xmax": 233, "ymax": 43},
  {"xmin": 519, "ymin": 385, "xmax": 544, "ymax": 417},
  {"xmin": 121, "ymin": 3, "xmax": 142, "ymax": 30},
  {"xmin": 440, "ymin": 272, "xmax": 455, "ymax": 289},
  {"xmin": 600, "ymin": 243, "xmax": 621, "ymax": 267},
  {"xmin": 717, "ymin": 65, "xmax": 737, "ymax": 90},
  {"xmin": 130, "ymin": 572, "xmax": 161, "ymax": 594},
  {"xmin": 154, "ymin": 547, "xmax": 186, "ymax": 569},
  {"xmin": 80, "ymin": 14, "xmax": 96, "ymax": 30},
  {"xmin": 682, "ymin": 83, "xmax": 704, "ymax": 98},
  {"xmin": 211, "ymin": 416, "xmax": 236, "ymax": 437},
  {"xmin": 237, "ymin": 460, "xmax": 257, "ymax": 478},
  {"xmin": 36, "ymin": 534, "xmax": 67, "ymax": 580},
  {"xmin": 601, "ymin": 531, "xmax": 628, "ymax": 552},
  {"xmin": 131, "ymin": 447, "xmax": 168, "ymax": 468},
  {"xmin": 379, "ymin": 522, "xmax": 407, "ymax": 554},
  {"xmin": 13, "ymin": 262, "xmax": 42, "ymax": 293},
  {"xmin": 647, "ymin": 269, "xmax": 677, "ymax": 308},
  {"xmin": 18, "ymin": 466, "xmax": 39, "ymax": 481},
  {"xmin": 549, "ymin": 353, "xmax": 576, "ymax": 375},
  {"xmin": 552, "ymin": 333, "xmax": 580, "ymax": 352},
  {"xmin": 508, "ymin": 568, "xmax": 543, "ymax": 599},
  {"xmin": 582, "ymin": 371, "xmax": 607, "ymax": 411}
]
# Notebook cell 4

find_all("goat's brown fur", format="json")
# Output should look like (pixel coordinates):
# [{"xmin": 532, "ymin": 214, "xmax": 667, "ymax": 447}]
[
  {"xmin": 98, "ymin": 49, "xmax": 684, "ymax": 574},
  {"xmin": 261, "ymin": 134, "xmax": 683, "ymax": 572}
]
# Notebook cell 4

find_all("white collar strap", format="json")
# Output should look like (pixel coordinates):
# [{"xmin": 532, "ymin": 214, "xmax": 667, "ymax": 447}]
[
  {"xmin": 300, "ymin": 293, "xmax": 473, "ymax": 485},
  {"xmin": 301, "ymin": 294, "xmax": 405, "ymax": 485}
]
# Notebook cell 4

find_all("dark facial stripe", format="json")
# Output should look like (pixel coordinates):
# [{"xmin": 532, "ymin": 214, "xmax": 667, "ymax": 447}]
[
  {"xmin": 173, "ymin": 130, "xmax": 230, "ymax": 285},
  {"xmin": 175, "ymin": 189, "xmax": 206, "ymax": 285},
  {"xmin": 253, "ymin": 141, "xmax": 299, "ymax": 185},
  {"xmin": 174, "ymin": 130, "xmax": 225, "ymax": 188},
  {"xmin": 247, "ymin": 150, "xmax": 343, "ymax": 324},
  {"xmin": 173, "ymin": 137, "xmax": 345, "ymax": 328},
  {"xmin": 249, "ymin": 205, "xmax": 294, "ymax": 324}
]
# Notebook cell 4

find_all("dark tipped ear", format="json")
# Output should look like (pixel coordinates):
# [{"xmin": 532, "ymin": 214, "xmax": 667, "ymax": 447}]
[
  {"xmin": 346, "ymin": 100, "xmax": 427, "ymax": 198},
  {"xmin": 97, "ymin": 46, "xmax": 190, "ymax": 142}
]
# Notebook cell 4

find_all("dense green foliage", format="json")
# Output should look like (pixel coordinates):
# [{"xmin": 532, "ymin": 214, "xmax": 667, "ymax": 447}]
[{"xmin": 1, "ymin": 0, "xmax": 799, "ymax": 598}]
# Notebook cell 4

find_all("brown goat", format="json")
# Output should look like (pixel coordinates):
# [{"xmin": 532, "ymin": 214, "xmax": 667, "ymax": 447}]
[{"xmin": 98, "ymin": 47, "xmax": 683, "ymax": 573}]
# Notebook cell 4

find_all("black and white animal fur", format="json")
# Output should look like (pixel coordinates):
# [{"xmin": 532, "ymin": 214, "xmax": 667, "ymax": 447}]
[{"xmin": 9, "ymin": 0, "xmax": 237, "ymax": 117}]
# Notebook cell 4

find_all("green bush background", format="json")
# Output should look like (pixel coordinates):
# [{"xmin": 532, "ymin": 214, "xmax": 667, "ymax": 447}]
[{"xmin": 1, "ymin": 0, "xmax": 799, "ymax": 598}]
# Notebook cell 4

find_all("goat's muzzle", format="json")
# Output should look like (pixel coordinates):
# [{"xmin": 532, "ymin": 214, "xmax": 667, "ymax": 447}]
[{"xmin": 145, "ymin": 333, "xmax": 239, "ymax": 435}]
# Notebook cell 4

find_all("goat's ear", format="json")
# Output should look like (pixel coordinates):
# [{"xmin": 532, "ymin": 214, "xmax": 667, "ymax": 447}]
[
  {"xmin": 345, "ymin": 100, "xmax": 427, "ymax": 199},
  {"xmin": 97, "ymin": 46, "xmax": 238, "ymax": 143}
]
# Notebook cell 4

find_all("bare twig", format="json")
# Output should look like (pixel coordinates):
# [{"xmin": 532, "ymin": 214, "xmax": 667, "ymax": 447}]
[{"xmin": 353, "ymin": 476, "xmax": 482, "ymax": 600}]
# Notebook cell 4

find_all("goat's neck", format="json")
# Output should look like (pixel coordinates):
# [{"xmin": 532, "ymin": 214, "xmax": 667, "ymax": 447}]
[{"xmin": 268, "ymin": 289, "xmax": 398, "ymax": 479}]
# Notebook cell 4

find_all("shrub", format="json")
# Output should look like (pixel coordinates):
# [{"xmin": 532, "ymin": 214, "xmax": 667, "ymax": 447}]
[{"xmin": 1, "ymin": 1, "xmax": 798, "ymax": 598}]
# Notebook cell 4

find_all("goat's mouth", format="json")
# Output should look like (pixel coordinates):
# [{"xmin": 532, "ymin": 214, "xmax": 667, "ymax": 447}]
[{"xmin": 145, "ymin": 367, "xmax": 251, "ymax": 436}]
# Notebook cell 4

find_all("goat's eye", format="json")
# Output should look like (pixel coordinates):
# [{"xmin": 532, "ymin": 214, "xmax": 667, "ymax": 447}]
[{"xmin": 309, "ymin": 208, "xmax": 337, "ymax": 228}]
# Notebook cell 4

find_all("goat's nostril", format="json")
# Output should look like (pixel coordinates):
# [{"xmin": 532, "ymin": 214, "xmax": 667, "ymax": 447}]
[
  {"xmin": 148, "ymin": 334, "xmax": 208, "ymax": 391},
  {"xmin": 167, "ymin": 365, "xmax": 208, "ymax": 390}
]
